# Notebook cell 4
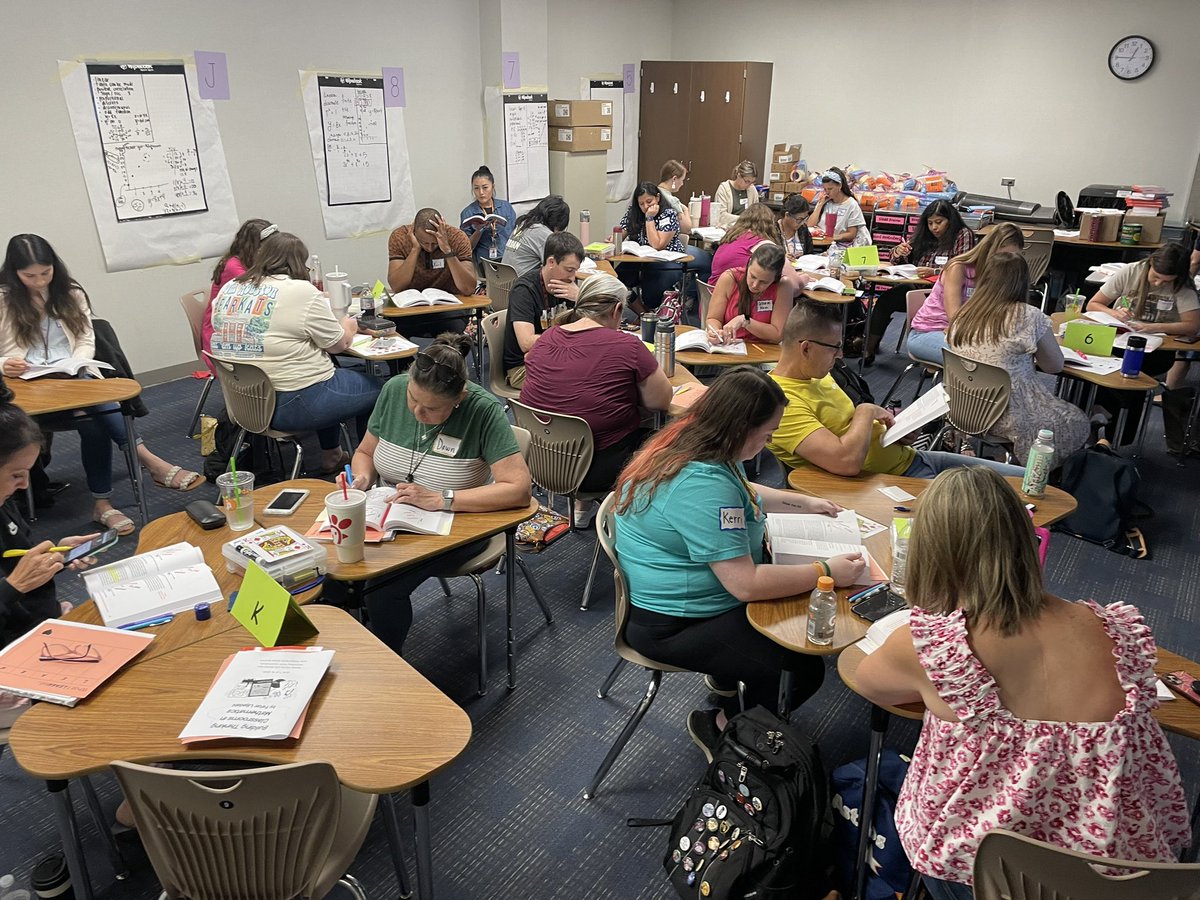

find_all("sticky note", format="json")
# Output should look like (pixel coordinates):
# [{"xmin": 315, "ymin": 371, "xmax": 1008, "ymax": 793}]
[
  {"xmin": 382, "ymin": 67, "xmax": 406, "ymax": 107},
  {"xmin": 502, "ymin": 52, "xmax": 521, "ymax": 89},
  {"xmin": 194, "ymin": 51, "xmax": 230, "ymax": 100},
  {"xmin": 232, "ymin": 562, "xmax": 318, "ymax": 647},
  {"xmin": 1063, "ymin": 322, "xmax": 1116, "ymax": 356},
  {"xmin": 623, "ymin": 63, "xmax": 635, "ymax": 93}
]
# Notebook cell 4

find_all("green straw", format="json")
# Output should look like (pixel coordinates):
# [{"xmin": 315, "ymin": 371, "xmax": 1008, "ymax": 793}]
[{"xmin": 228, "ymin": 454, "xmax": 241, "ymax": 503}]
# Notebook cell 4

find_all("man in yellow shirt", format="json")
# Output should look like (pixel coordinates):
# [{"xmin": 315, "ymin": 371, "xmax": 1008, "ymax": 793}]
[{"xmin": 767, "ymin": 301, "xmax": 1023, "ymax": 479}]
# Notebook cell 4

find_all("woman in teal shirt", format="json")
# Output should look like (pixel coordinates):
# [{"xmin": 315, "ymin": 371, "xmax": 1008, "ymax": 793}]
[{"xmin": 614, "ymin": 367, "xmax": 864, "ymax": 757}]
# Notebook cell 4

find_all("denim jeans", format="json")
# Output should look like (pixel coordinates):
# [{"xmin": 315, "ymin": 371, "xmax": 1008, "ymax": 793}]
[
  {"xmin": 271, "ymin": 368, "xmax": 381, "ymax": 450},
  {"xmin": 38, "ymin": 400, "xmax": 135, "ymax": 499},
  {"xmin": 904, "ymin": 450, "xmax": 1024, "ymax": 479},
  {"xmin": 906, "ymin": 328, "xmax": 946, "ymax": 365},
  {"xmin": 923, "ymin": 875, "xmax": 974, "ymax": 900}
]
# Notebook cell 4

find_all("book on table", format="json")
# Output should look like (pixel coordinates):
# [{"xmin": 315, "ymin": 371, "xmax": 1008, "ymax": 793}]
[
  {"xmin": 461, "ymin": 212, "xmax": 508, "ymax": 229},
  {"xmin": 350, "ymin": 333, "xmax": 418, "ymax": 356},
  {"xmin": 765, "ymin": 509, "xmax": 888, "ymax": 585},
  {"xmin": 856, "ymin": 608, "xmax": 911, "ymax": 656},
  {"xmin": 881, "ymin": 384, "xmax": 949, "ymax": 447},
  {"xmin": 306, "ymin": 486, "xmax": 453, "ymax": 541},
  {"xmin": 619, "ymin": 241, "xmax": 689, "ymax": 262},
  {"xmin": 1059, "ymin": 347, "xmax": 1124, "ymax": 375},
  {"xmin": 83, "ymin": 542, "xmax": 223, "ymax": 628},
  {"xmin": 19, "ymin": 358, "xmax": 114, "ymax": 379},
  {"xmin": 675, "ymin": 330, "xmax": 747, "ymax": 355},
  {"xmin": 0, "ymin": 618, "xmax": 154, "ymax": 707},
  {"xmin": 389, "ymin": 288, "xmax": 463, "ymax": 308},
  {"xmin": 809, "ymin": 276, "xmax": 852, "ymax": 295},
  {"xmin": 178, "ymin": 646, "xmax": 334, "ymax": 743}
]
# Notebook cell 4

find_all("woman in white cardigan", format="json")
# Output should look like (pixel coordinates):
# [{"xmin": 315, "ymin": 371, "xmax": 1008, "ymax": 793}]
[{"xmin": 713, "ymin": 160, "xmax": 760, "ymax": 228}]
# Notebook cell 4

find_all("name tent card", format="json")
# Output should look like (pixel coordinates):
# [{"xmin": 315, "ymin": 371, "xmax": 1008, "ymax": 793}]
[
  {"xmin": 232, "ymin": 562, "xmax": 319, "ymax": 647},
  {"xmin": 1063, "ymin": 321, "xmax": 1116, "ymax": 356}
]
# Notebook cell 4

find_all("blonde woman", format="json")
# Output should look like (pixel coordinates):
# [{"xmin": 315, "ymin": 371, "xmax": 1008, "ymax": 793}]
[
  {"xmin": 658, "ymin": 159, "xmax": 694, "ymax": 234},
  {"xmin": 713, "ymin": 160, "xmax": 760, "ymax": 228},
  {"xmin": 907, "ymin": 223, "xmax": 1025, "ymax": 365},
  {"xmin": 856, "ymin": 467, "xmax": 1189, "ymax": 899}
]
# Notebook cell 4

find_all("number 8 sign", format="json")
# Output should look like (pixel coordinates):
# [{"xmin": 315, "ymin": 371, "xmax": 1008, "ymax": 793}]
[{"xmin": 381, "ymin": 67, "xmax": 406, "ymax": 107}]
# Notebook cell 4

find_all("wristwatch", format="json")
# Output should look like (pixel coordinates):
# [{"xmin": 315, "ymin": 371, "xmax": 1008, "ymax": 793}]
[{"xmin": 441, "ymin": 489, "xmax": 455, "ymax": 512}]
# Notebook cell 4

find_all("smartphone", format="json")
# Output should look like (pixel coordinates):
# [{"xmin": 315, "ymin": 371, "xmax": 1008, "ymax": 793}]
[
  {"xmin": 1162, "ymin": 672, "xmax": 1200, "ymax": 708},
  {"xmin": 264, "ymin": 488, "xmax": 310, "ymax": 516},
  {"xmin": 64, "ymin": 529, "xmax": 119, "ymax": 563},
  {"xmin": 851, "ymin": 585, "xmax": 908, "ymax": 623}
]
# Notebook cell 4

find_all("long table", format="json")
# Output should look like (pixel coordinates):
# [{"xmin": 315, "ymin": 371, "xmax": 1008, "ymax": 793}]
[{"xmin": 380, "ymin": 294, "xmax": 493, "ymax": 381}]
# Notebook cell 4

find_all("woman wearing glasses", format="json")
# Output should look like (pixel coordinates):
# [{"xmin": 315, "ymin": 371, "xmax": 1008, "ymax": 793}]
[
  {"xmin": 208, "ymin": 230, "xmax": 380, "ymax": 474},
  {"xmin": 344, "ymin": 334, "xmax": 532, "ymax": 652}
]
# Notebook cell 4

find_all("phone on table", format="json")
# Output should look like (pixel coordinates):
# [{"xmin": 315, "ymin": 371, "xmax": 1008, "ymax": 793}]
[
  {"xmin": 64, "ymin": 529, "xmax": 120, "ymax": 563},
  {"xmin": 1162, "ymin": 671, "xmax": 1200, "ymax": 708},
  {"xmin": 264, "ymin": 488, "xmax": 311, "ymax": 516},
  {"xmin": 850, "ymin": 584, "xmax": 908, "ymax": 623}
]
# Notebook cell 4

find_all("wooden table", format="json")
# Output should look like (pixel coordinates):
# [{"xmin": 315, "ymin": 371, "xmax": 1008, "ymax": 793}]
[
  {"xmin": 257, "ymin": 479, "xmax": 540, "ymax": 689},
  {"xmin": 10, "ymin": 605, "xmax": 471, "ymax": 900},
  {"xmin": 10, "ymin": 377, "xmax": 150, "ymax": 524},
  {"xmin": 380, "ymin": 294, "xmax": 493, "ymax": 381},
  {"xmin": 674, "ymin": 324, "xmax": 781, "ymax": 369},
  {"xmin": 1051, "ymin": 312, "xmax": 1198, "ymax": 354},
  {"xmin": 979, "ymin": 222, "xmax": 1164, "ymax": 253},
  {"xmin": 667, "ymin": 365, "xmax": 702, "ymax": 418}
]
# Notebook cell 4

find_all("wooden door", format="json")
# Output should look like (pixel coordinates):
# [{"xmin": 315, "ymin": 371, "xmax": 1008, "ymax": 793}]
[
  {"xmin": 687, "ymin": 61, "xmax": 748, "ymax": 198},
  {"xmin": 740, "ymin": 63, "xmax": 773, "ymax": 184},
  {"xmin": 637, "ymin": 61, "xmax": 692, "ymax": 189}
]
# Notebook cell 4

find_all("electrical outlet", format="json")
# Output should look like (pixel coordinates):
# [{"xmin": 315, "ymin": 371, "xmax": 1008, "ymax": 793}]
[{"xmin": 1000, "ymin": 177, "xmax": 1016, "ymax": 187}]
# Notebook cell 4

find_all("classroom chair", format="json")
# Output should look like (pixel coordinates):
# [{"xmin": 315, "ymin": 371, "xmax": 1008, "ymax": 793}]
[
  {"xmin": 1019, "ymin": 227, "xmax": 1056, "ymax": 313},
  {"xmin": 935, "ymin": 349, "xmax": 1015, "ymax": 462},
  {"xmin": 973, "ymin": 829, "xmax": 1200, "ymax": 900},
  {"xmin": 204, "ymin": 352, "xmax": 351, "ymax": 480},
  {"xmin": 507, "ymin": 399, "xmax": 606, "ymax": 611},
  {"xmin": 481, "ymin": 260, "xmax": 519, "ymax": 312},
  {"xmin": 880, "ymin": 289, "xmax": 941, "ymax": 406},
  {"xmin": 696, "ymin": 277, "xmax": 714, "ymax": 316},
  {"xmin": 112, "ymin": 760, "xmax": 374, "ymax": 900},
  {"xmin": 433, "ymin": 425, "xmax": 552, "ymax": 695},
  {"xmin": 583, "ymin": 492, "xmax": 692, "ymax": 800},
  {"xmin": 482, "ymin": 309, "xmax": 519, "ymax": 401},
  {"xmin": 177, "ymin": 289, "xmax": 216, "ymax": 438}
]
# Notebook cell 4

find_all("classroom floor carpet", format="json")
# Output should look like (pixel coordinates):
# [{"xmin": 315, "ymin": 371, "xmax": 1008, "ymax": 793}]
[{"xmin": 0, "ymin": 322, "xmax": 1196, "ymax": 899}]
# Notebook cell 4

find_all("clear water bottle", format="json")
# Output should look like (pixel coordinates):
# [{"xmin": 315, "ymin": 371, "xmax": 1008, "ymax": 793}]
[
  {"xmin": 1021, "ymin": 428, "xmax": 1055, "ymax": 497},
  {"xmin": 654, "ymin": 318, "xmax": 675, "ymax": 376},
  {"xmin": 0, "ymin": 873, "xmax": 31, "ymax": 900},
  {"xmin": 307, "ymin": 254, "xmax": 323, "ymax": 291},
  {"xmin": 890, "ymin": 517, "xmax": 912, "ymax": 597},
  {"xmin": 806, "ymin": 576, "xmax": 838, "ymax": 646}
]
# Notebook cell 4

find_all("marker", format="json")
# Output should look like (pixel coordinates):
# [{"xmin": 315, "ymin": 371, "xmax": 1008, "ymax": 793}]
[
  {"xmin": 119, "ymin": 614, "xmax": 175, "ymax": 631},
  {"xmin": 893, "ymin": 506, "xmax": 911, "ymax": 512},
  {"xmin": 3, "ymin": 546, "xmax": 73, "ymax": 557}
]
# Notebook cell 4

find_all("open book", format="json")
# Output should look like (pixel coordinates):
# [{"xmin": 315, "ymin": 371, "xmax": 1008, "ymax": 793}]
[
  {"xmin": 83, "ymin": 542, "xmax": 223, "ymax": 628},
  {"xmin": 878, "ymin": 264, "xmax": 919, "ymax": 279},
  {"xmin": 857, "ymin": 608, "xmax": 911, "ymax": 655},
  {"xmin": 690, "ymin": 226, "xmax": 726, "ymax": 243},
  {"xmin": 808, "ymin": 276, "xmax": 852, "ymax": 295},
  {"xmin": 308, "ymin": 486, "xmax": 453, "ymax": 541},
  {"xmin": 676, "ymin": 330, "xmax": 747, "ymax": 355},
  {"xmin": 881, "ymin": 384, "xmax": 949, "ymax": 447},
  {"xmin": 793, "ymin": 254, "xmax": 830, "ymax": 274},
  {"xmin": 766, "ymin": 510, "xmax": 887, "ymax": 586},
  {"xmin": 20, "ymin": 358, "xmax": 114, "ymax": 379},
  {"xmin": 1059, "ymin": 347, "xmax": 1123, "ymax": 375},
  {"xmin": 620, "ymin": 241, "xmax": 689, "ymax": 261},
  {"xmin": 179, "ymin": 647, "xmax": 334, "ymax": 743},
  {"xmin": 1082, "ymin": 309, "xmax": 1134, "ymax": 331},
  {"xmin": 461, "ymin": 212, "xmax": 508, "ymax": 229},
  {"xmin": 389, "ymin": 288, "xmax": 463, "ymax": 308},
  {"xmin": 350, "ymin": 333, "xmax": 419, "ymax": 356}
]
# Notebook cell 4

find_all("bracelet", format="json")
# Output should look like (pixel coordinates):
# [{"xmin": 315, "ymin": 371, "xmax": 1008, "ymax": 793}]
[{"xmin": 811, "ymin": 560, "xmax": 831, "ymax": 578}]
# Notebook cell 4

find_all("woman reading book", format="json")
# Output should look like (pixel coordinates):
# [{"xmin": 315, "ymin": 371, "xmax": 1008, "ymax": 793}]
[
  {"xmin": 460, "ymin": 165, "xmax": 516, "ymax": 271},
  {"xmin": 0, "ymin": 234, "xmax": 203, "ymax": 534},
  {"xmin": 342, "ymin": 333, "xmax": 531, "ymax": 653},
  {"xmin": 705, "ymin": 243, "xmax": 794, "ymax": 345},
  {"xmin": 613, "ymin": 367, "xmax": 864, "ymax": 758},
  {"xmin": 615, "ymin": 182, "xmax": 709, "ymax": 313}
]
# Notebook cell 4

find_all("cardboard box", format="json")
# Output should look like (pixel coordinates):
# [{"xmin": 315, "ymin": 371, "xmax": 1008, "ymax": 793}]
[
  {"xmin": 1123, "ymin": 211, "xmax": 1164, "ymax": 244},
  {"xmin": 548, "ymin": 125, "xmax": 612, "ymax": 152},
  {"xmin": 780, "ymin": 181, "xmax": 806, "ymax": 193},
  {"xmin": 548, "ymin": 100, "xmax": 613, "ymax": 127},
  {"xmin": 769, "ymin": 191, "xmax": 786, "ymax": 203},
  {"xmin": 1079, "ymin": 210, "xmax": 1123, "ymax": 243},
  {"xmin": 768, "ymin": 171, "xmax": 784, "ymax": 183},
  {"xmin": 771, "ymin": 142, "xmax": 802, "ymax": 165},
  {"xmin": 771, "ymin": 162, "xmax": 794, "ymax": 175}
]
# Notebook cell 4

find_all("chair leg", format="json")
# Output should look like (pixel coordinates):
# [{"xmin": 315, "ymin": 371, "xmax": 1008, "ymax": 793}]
[
  {"xmin": 471, "ymin": 574, "xmax": 488, "ymax": 696},
  {"xmin": 438, "ymin": 577, "xmax": 452, "ymax": 597},
  {"xmin": 79, "ymin": 776, "xmax": 130, "ymax": 880},
  {"xmin": 186, "ymin": 377, "xmax": 213, "ymax": 438},
  {"xmin": 584, "ymin": 668, "xmax": 663, "ymax": 800},
  {"xmin": 339, "ymin": 422, "xmax": 353, "ymax": 455},
  {"xmin": 337, "ymin": 874, "xmax": 369, "ymax": 900},
  {"xmin": 597, "ymin": 657, "xmax": 628, "ymax": 699},
  {"xmin": 514, "ymin": 555, "xmax": 552, "ymax": 624},
  {"xmin": 579, "ymin": 537, "xmax": 604, "ymax": 611},
  {"xmin": 287, "ymin": 439, "xmax": 303, "ymax": 480},
  {"xmin": 880, "ymin": 363, "xmax": 915, "ymax": 406}
]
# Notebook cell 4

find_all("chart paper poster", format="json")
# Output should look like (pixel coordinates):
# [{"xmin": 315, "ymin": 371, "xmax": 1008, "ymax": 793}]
[{"xmin": 502, "ymin": 93, "xmax": 549, "ymax": 203}]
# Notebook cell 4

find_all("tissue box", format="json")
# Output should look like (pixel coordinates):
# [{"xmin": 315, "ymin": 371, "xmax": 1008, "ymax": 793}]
[{"xmin": 548, "ymin": 100, "xmax": 612, "ymax": 127}]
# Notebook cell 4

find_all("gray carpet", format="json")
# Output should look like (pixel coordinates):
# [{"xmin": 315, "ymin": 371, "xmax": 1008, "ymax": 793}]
[{"xmin": 0, "ymin": 320, "xmax": 1196, "ymax": 899}]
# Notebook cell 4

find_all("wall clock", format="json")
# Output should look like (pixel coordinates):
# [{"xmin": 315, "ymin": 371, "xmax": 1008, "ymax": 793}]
[{"xmin": 1108, "ymin": 35, "xmax": 1155, "ymax": 81}]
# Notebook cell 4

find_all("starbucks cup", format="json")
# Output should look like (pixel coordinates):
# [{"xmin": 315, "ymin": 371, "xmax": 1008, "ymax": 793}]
[{"xmin": 325, "ymin": 489, "xmax": 367, "ymax": 563}]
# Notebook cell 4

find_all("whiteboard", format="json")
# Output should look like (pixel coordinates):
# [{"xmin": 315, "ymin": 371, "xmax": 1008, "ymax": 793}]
[
  {"xmin": 589, "ymin": 79, "xmax": 625, "ymax": 175},
  {"xmin": 317, "ymin": 75, "xmax": 391, "ymax": 206},
  {"xmin": 503, "ymin": 93, "xmax": 549, "ymax": 203},
  {"xmin": 86, "ymin": 63, "xmax": 207, "ymax": 221}
]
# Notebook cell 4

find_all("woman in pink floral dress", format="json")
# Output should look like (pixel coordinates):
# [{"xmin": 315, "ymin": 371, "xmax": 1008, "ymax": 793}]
[{"xmin": 856, "ymin": 467, "xmax": 1189, "ymax": 899}]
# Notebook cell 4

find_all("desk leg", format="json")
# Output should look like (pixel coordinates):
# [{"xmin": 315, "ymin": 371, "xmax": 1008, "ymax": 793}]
[
  {"xmin": 412, "ymin": 780, "xmax": 434, "ymax": 900},
  {"xmin": 474, "ymin": 309, "xmax": 485, "ymax": 382},
  {"xmin": 506, "ymin": 529, "xmax": 517, "ymax": 690},
  {"xmin": 79, "ymin": 776, "xmax": 130, "ymax": 880},
  {"xmin": 858, "ymin": 286, "xmax": 878, "ymax": 374},
  {"xmin": 381, "ymin": 793, "xmax": 414, "ymax": 899},
  {"xmin": 1133, "ymin": 385, "xmax": 1158, "ymax": 458},
  {"xmin": 48, "ymin": 779, "xmax": 94, "ymax": 900},
  {"xmin": 1183, "ymin": 793, "xmax": 1200, "ymax": 863},
  {"xmin": 122, "ymin": 414, "xmax": 148, "ymax": 524},
  {"xmin": 853, "ymin": 705, "xmax": 890, "ymax": 900},
  {"xmin": 776, "ymin": 670, "xmax": 795, "ymax": 722}
]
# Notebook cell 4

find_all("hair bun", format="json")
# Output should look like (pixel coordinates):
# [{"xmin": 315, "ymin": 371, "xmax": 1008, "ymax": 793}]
[{"xmin": 432, "ymin": 331, "xmax": 473, "ymax": 359}]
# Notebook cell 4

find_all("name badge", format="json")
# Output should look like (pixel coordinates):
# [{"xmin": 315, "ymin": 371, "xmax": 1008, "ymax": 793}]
[
  {"xmin": 432, "ymin": 257, "xmax": 446, "ymax": 270},
  {"xmin": 433, "ymin": 433, "xmax": 462, "ymax": 457},
  {"xmin": 755, "ymin": 298, "xmax": 773, "ymax": 313},
  {"xmin": 719, "ymin": 507, "xmax": 746, "ymax": 531},
  {"xmin": 489, "ymin": 244, "xmax": 499, "ymax": 259},
  {"xmin": 934, "ymin": 255, "xmax": 949, "ymax": 266}
]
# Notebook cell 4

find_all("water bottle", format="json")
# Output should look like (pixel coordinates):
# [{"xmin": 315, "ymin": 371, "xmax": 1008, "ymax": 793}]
[
  {"xmin": 579, "ymin": 209, "xmax": 590, "ymax": 245},
  {"xmin": 890, "ymin": 517, "xmax": 912, "ymax": 597},
  {"xmin": 0, "ymin": 873, "xmax": 32, "ymax": 900},
  {"xmin": 806, "ymin": 576, "xmax": 837, "ymax": 646},
  {"xmin": 360, "ymin": 287, "xmax": 377, "ymax": 317},
  {"xmin": 1121, "ymin": 335, "xmax": 1147, "ymax": 378},
  {"xmin": 1021, "ymin": 428, "xmax": 1055, "ymax": 497},
  {"xmin": 654, "ymin": 318, "xmax": 676, "ymax": 376},
  {"xmin": 307, "ymin": 255, "xmax": 322, "ymax": 291}
]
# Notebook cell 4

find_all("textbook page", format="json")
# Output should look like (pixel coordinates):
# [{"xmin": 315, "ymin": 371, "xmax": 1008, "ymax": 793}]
[
  {"xmin": 82, "ymin": 542, "xmax": 204, "ymax": 594},
  {"xmin": 882, "ymin": 385, "xmax": 949, "ymax": 447},
  {"xmin": 20, "ymin": 359, "xmax": 113, "ymax": 379},
  {"xmin": 857, "ymin": 608, "xmax": 911, "ymax": 655},
  {"xmin": 91, "ymin": 564, "xmax": 224, "ymax": 628}
]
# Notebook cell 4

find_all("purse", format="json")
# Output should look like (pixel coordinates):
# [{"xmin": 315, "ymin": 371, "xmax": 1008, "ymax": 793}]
[{"xmin": 515, "ymin": 504, "xmax": 570, "ymax": 552}]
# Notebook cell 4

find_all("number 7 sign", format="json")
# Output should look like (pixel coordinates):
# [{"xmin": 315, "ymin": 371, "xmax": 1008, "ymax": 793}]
[{"xmin": 502, "ymin": 52, "xmax": 521, "ymax": 89}]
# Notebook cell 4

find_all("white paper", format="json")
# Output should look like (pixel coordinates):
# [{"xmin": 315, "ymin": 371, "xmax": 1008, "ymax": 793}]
[
  {"xmin": 502, "ymin": 93, "xmax": 550, "ymax": 203},
  {"xmin": 364, "ymin": 487, "xmax": 453, "ymax": 536},
  {"xmin": 1156, "ymin": 679, "xmax": 1176, "ymax": 700},
  {"xmin": 857, "ymin": 608, "xmax": 911, "ymax": 656},
  {"xmin": 1060, "ymin": 348, "xmax": 1124, "ymax": 375},
  {"xmin": 882, "ymin": 385, "xmax": 949, "ymax": 447},
  {"xmin": 793, "ymin": 255, "xmax": 830, "ymax": 274},
  {"xmin": 1113, "ymin": 332, "xmax": 1164, "ymax": 352},
  {"xmin": 856, "ymin": 514, "xmax": 888, "ymax": 540},
  {"xmin": 691, "ymin": 227, "xmax": 726, "ymax": 243},
  {"xmin": 878, "ymin": 486, "xmax": 917, "ymax": 502},
  {"xmin": 810, "ymin": 276, "xmax": 849, "ymax": 294},
  {"xmin": 317, "ymin": 76, "xmax": 391, "ymax": 205},
  {"xmin": 620, "ymin": 241, "xmax": 689, "ymax": 261}
]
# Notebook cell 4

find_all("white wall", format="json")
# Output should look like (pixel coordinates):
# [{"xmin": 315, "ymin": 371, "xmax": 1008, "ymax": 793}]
[
  {"xmin": 671, "ymin": 0, "xmax": 1200, "ymax": 223},
  {"xmin": 0, "ymin": 0, "xmax": 486, "ymax": 378}
]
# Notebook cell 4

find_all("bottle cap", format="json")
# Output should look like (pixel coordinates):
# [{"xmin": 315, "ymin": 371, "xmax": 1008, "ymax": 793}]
[
  {"xmin": 816, "ymin": 576, "xmax": 835, "ymax": 591},
  {"xmin": 194, "ymin": 602, "xmax": 212, "ymax": 621},
  {"xmin": 1037, "ymin": 429, "xmax": 1054, "ymax": 440}
]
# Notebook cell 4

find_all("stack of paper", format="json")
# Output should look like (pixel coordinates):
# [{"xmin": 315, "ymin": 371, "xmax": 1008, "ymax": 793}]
[{"xmin": 857, "ymin": 608, "xmax": 911, "ymax": 655}]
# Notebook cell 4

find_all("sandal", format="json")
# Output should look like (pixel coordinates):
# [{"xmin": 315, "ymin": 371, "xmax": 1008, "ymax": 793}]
[
  {"xmin": 153, "ymin": 465, "xmax": 203, "ymax": 492},
  {"xmin": 96, "ymin": 508, "xmax": 136, "ymax": 536}
]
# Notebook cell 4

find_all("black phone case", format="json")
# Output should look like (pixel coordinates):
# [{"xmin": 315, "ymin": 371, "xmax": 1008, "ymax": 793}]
[
  {"xmin": 852, "ymin": 588, "xmax": 908, "ymax": 623},
  {"xmin": 186, "ymin": 499, "xmax": 227, "ymax": 530}
]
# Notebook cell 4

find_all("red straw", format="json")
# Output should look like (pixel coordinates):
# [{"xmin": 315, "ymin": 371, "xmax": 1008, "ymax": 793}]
[{"xmin": 342, "ymin": 473, "xmax": 349, "ymax": 500}]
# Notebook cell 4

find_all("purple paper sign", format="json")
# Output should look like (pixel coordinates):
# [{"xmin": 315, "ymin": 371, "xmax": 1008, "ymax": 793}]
[
  {"xmin": 194, "ymin": 51, "xmax": 230, "ymax": 100},
  {"xmin": 382, "ymin": 67, "xmax": 406, "ymax": 107},
  {"xmin": 623, "ymin": 63, "xmax": 635, "ymax": 93},
  {"xmin": 502, "ymin": 52, "xmax": 521, "ymax": 89}
]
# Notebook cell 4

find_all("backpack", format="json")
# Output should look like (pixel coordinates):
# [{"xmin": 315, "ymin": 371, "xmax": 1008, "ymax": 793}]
[
  {"xmin": 1052, "ymin": 441, "xmax": 1148, "ymax": 557},
  {"xmin": 201, "ymin": 411, "xmax": 280, "ymax": 485},
  {"xmin": 830, "ymin": 359, "xmax": 875, "ymax": 407},
  {"xmin": 830, "ymin": 751, "xmax": 913, "ymax": 900},
  {"xmin": 662, "ymin": 706, "xmax": 832, "ymax": 900}
]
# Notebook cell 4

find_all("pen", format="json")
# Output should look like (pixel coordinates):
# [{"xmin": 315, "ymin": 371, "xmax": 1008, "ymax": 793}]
[
  {"xmin": 674, "ymin": 385, "xmax": 690, "ymax": 395},
  {"xmin": 120, "ymin": 614, "xmax": 175, "ymax": 631},
  {"xmin": 893, "ymin": 506, "xmax": 911, "ymax": 512},
  {"xmin": 3, "ymin": 546, "xmax": 73, "ymax": 557}
]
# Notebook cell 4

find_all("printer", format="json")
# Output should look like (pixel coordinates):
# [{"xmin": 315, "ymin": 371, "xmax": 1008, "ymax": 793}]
[{"xmin": 955, "ymin": 192, "xmax": 1056, "ymax": 225}]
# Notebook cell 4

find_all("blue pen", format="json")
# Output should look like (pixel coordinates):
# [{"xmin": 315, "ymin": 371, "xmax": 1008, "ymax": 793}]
[
  {"xmin": 120, "ymin": 614, "xmax": 174, "ymax": 631},
  {"xmin": 343, "ymin": 463, "xmax": 354, "ymax": 490},
  {"xmin": 893, "ymin": 506, "xmax": 911, "ymax": 512}
]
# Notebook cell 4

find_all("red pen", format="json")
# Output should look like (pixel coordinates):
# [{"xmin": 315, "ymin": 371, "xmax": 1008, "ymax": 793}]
[{"xmin": 382, "ymin": 501, "xmax": 392, "ymax": 525}]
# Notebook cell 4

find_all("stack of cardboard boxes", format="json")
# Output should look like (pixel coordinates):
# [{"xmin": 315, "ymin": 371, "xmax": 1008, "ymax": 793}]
[
  {"xmin": 547, "ymin": 100, "xmax": 613, "ymax": 152},
  {"xmin": 765, "ymin": 143, "xmax": 804, "ymax": 204}
]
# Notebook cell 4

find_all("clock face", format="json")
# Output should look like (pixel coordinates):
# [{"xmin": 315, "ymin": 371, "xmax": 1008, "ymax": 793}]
[{"xmin": 1109, "ymin": 35, "xmax": 1155, "ymax": 81}]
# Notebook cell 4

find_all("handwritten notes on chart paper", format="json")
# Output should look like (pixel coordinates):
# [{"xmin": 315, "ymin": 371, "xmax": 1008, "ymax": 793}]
[
  {"xmin": 503, "ymin": 93, "xmax": 549, "ymax": 203},
  {"xmin": 86, "ymin": 63, "xmax": 207, "ymax": 221},
  {"xmin": 317, "ymin": 76, "xmax": 391, "ymax": 206}
]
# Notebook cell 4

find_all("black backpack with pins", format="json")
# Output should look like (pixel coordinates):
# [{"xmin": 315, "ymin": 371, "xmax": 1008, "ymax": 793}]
[{"xmin": 662, "ymin": 706, "xmax": 833, "ymax": 900}]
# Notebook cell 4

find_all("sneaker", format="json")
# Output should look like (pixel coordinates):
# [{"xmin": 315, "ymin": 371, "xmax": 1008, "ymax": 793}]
[
  {"xmin": 573, "ymin": 501, "xmax": 596, "ymax": 529},
  {"xmin": 703, "ymin": 674, "xmax": 738, "ymax": 698},
  {"xmin": 686, "ymin": 709, "xmax": 723, "ymax": 764}
]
